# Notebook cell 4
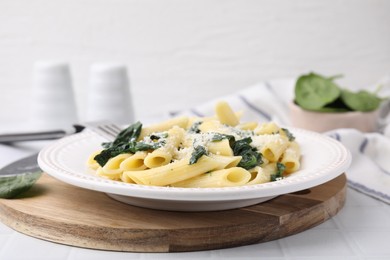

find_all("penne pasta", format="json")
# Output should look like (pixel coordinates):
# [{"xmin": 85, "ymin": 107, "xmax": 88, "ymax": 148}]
[
  {"xmin": 280, "ymin": 141, "xmax": 301, "ymax": 173},
  {"xmin": 209, "ymin": 154, "xmax": 242, "ymax": 169},
  {"xmin": 103, "ymin": 153, "xmax": 132, "ymax": 175},
  {"xmin": 252, "ymin": 134, "xmax": 289, "ymax": 162},
  {"xmin": 125, "ymin": 155, "xmax": 225, "ymax": 186},
  {"xmin": 171, "ymin": 167, "xmax": 251, "ymax": 188},
  {"xmin": 97, "ymin": 166, "xmax": 122, "ymax": 180},
  {"xmin": 215, "ymin": 101, "xmax": 239, "ymax": 126},
  {"xmin": 86, "ymin": 150, "xmax": 102, "ymax": 170},
  {"xmin": 139, "ymin": 116, "xmax": 189, "ymax": 140},
  {"xmin": 198, "ymin": 120, "xmax": 222, "ymax": 133},
  {"xmin": 87, "ymin": 101, "xmax": 302, "ymax": 188},
  {"xmin": 237, "ymin": 122, "xmax": 258, "ymax": 131},
  {"xmin": 144, "ymin": 150, "xmax": 172, "ymax": 168},
  {"xmin": 207, "ymin": 139, "xmax": 234, "ymax": 156},
  {"xmin": 144, "ymin": 126, "xmax": 185, "ymax": 168},
  {"xmin": 247, "ymin": 163, "xmax": 276, "ymax": 185},
  {"xmin": 120, "ymin": 151, "xmax": 148, "ymax": 171},
  {"xmin": 254, "ymin": 122, "xmax": 280, "ymax": 135}
]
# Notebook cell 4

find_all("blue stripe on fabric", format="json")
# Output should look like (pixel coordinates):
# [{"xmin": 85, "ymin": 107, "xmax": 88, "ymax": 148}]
[
  {"xmin": 169, "ymin": 111, "xmax": 179, "ymax": 117},
  {"xmin": 238, "ymin": 95, "xmax": 272, "ymax": 121},
  {"xmin": 264, "ymin": 81, "xmax": 289, "ymax": 109},
  {"xmin": 348, "ymin": 179, "xmax": 390, "ymax": 203},
  {"xmin": 377, "ymin": 165, "xmax": 390, "ymax": 177},
  {"xmin": 327, "ymin": 132, "xmax": 341, "ymax": 141},
  {"xmin": 359, "ymin": 138, "xmax": 368, "ymax": 153},
  {"xmin": 264, "ymin": 81, "xmax": 289, "ymax": 125},
  {"xmin": 190, "ymin": 108, "xmax": 204, "ymax": 117},
  {"xmin": 169, "ymin": 108, "xmax": 204, "ymax": 117},
  {"xmin": 358, "ymin": 137, "xmax": 390, "ymax": 177}
]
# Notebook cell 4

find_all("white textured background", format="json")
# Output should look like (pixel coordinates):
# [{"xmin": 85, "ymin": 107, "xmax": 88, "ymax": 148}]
[{"xmin": 0, "ymin": 0, "xmax": 389, "ymax": 124}]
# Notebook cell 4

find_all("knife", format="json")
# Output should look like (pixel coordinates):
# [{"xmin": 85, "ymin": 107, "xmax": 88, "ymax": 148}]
[
  {"xmin": 0, "ymin": 153, "xmax": 42, "ymax": 199},
  {"xmin": 0, "ymin": 122, "xmax": 113, "ymax": 198},
  {"xmin": 0, "ymin": 124, "xmax": 85, "ymax": 143}
]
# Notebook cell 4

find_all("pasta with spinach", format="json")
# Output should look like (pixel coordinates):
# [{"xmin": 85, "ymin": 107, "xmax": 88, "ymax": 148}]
[{"xmin": 87, "ymin": 101, "xmax": 301, "ymax": 187}]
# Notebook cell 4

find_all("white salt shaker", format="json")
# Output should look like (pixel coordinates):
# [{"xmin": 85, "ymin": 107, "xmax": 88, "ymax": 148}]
[
  {"xmin": 86, "ymin": 63, "xmax": 134, "ymax": 124},
  {"xmin": 30, "ymin": 61, "xmax": 78, "ymax": 130}
]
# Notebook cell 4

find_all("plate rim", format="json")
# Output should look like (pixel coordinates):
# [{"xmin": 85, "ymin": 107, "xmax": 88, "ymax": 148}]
[{"xmin": 38, "ymin": 128, "xmax": 352, "ymax": 202}]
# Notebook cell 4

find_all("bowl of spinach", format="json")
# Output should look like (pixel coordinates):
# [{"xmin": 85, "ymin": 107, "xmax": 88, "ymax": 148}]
[{"xmin": 290, "ymin": 72, "xmax": 385, "ymax": 132}]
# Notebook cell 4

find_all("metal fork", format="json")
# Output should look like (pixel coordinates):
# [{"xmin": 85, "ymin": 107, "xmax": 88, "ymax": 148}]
[
  {"xmin": 82, "ymin": 121, "xmax": 122, "ymax": 141},
  {"xmin": 0, "ymin": 121, "xmax": 123, "ymax": 143}
]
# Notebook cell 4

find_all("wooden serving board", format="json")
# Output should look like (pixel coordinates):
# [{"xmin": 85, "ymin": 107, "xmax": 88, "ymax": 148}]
[{"xmin": 0, "ymin": 173, "xmax": 346, "ymax": 252}]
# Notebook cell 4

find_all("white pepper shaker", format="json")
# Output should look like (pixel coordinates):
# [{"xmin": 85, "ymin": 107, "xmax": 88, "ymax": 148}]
[
  {"xmin": 30, "ymin": 61, "xmax": 78, "ymax": 130},
  {"xmin": 86, "ymin": 63, "xmax": 134, "ymax": 124}
]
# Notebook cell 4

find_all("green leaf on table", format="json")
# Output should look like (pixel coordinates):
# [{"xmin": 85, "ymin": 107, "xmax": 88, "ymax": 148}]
[
  {"xmin": 341, "ymin": 89, "xmax": 383, "ymax": 112},
  {"xmin": 0, "ymin": 171, "xmax": 42, "ymax": 199},
  {"xmin": 295, "ymin": 73, "xmax": 341, "ymax": 110}
]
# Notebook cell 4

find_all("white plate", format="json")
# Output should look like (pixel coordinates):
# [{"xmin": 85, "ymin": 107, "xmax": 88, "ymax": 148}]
[{"xmin": 38, "ymin": 129, "xmax": 351, "ymax": 211}]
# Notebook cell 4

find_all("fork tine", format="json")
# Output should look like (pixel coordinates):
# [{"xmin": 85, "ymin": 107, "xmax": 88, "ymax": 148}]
[
  {"xmin": 96, "ymin": 124, "xmax": 120, "ymax": 139},
  {"xmin": 109, "ymin": 124, "xmax": 122, "ymax": 133},
  {"xmin": 84, "ymin": 121, "xmax": 122, "ymax": 141}
]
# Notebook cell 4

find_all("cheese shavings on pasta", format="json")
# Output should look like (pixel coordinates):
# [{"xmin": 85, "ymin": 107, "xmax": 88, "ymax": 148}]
[{"xmin": 87, "ymin": 101, "xmax": 301, "ymax": 188}]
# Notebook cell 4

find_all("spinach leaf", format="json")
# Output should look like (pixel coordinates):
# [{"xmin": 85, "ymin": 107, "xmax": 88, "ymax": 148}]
[
  {"xmin": 102, "ymin": 121, "xmax": 143, "ymax": 149},
  {"xmin": 135, "ymin": 141, "xmax": 165, "ymax": 151},
  {"xmin": 270, "ymin": 162, "xmax": 286, "ymax": 181},
  {"xmin": 101, "ymin": 141, "xmax": 113, "ymax": 149},
  {"xmin": 113, "ymin": 121, "xmax": 142, "ymax": 145},
  {"xmin": 94, "ymin": 143, "xmax": 135, "ymax": 167},
  {"xmin": 150, "ymin": 134, "xmax": 161, "ymax": 141},
  {"xmin": 189, "ymin": 146, "xmax": 208, "ymax": 165},
  {"xmin": 210, "ymin": 133, "xmax": 235, "ymax": 147},
  {"xmin": 232, "ymin": 137, "xmax": 263, "ymax": 170},
  {"xmin": 281, "ymin": 128, "xmax": 295, "ymax": 141},
  {"xmin": 341, "ymin": 89, "xmax": 383, "ymax": 112},
  {"xmin": 316, "ymin": 96, "xmax": 352, "ymax": 112},
  {"xmin": 94, "ymin": 122, "xmax": 164, "ymax": 167},
  {"xmin": 237, "ymin": 149, "xmax": 262, "ymax": 170},
  {"xmin": 295, "ymin": 73, "xmax": 341, "ymax": 110},
  {"xmin": 294, "ymin": 72, "xmax": 386, "ymax": 113},
  {"xmin": 188, "ymin": 121, "xmax": 203, "ymax": 134},
  {"xmin": 210, "ymin": 133, "xmax": 234, "ymax": 142},
  {"xmin": 232, "ymin": 137, "xmax": 252, "ymax": 155},
  {"xmin": 188, "ymin": 135, "xmax": 262, "ymax": 169}
]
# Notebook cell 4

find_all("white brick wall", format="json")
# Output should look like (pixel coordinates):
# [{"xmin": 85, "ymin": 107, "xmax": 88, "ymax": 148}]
[{"xmin": 0, "ymin": 0, "xmax": 389, "ymax": 124}]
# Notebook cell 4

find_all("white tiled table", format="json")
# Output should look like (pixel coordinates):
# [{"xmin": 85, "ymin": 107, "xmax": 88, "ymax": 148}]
[{"xmin": 0, "ymin": 132, "xmax": 389, "ymax": 259}]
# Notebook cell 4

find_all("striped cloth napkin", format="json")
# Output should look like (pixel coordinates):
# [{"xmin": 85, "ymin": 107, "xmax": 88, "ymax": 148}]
[{"xmin": 171, "ymin": 78, "xmax": 390, "ymax": 204}]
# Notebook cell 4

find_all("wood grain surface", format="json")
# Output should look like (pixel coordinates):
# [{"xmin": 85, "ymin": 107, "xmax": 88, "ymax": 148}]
[{"xmin": 0, "ymin": 173, "xmax": 346, "ymax": 252}]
